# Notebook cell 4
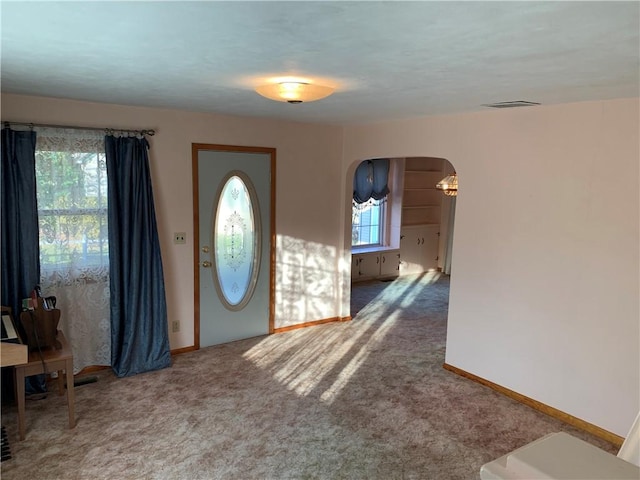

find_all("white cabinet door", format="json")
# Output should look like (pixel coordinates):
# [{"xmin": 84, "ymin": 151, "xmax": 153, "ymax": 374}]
[
  {"xmin": 351, "ymin": 255, "xmax": 361, "ymax": 280},
  {"xmin": 380, "ymin": 251, "xmax": 400, "ymax": 277},
  {"xmin": 400, "ymin": 225, "xmax": 439, "ymax": 275},
  {"xmin": 421, "ymin": 225, "xmax": 440, "ymax": 271},
  {"xmin": 400, "ymin": 226, "xmax": 424, "ymax": 275},
  {"xmin": 358, "ymin": 253, "xmax": 381, "ymax": 278}
]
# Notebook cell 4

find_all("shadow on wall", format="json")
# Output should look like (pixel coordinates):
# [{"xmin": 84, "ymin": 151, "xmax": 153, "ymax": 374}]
[{"xmin": 276, "ymin": 235, "xmax": 341, "ymax": 328}]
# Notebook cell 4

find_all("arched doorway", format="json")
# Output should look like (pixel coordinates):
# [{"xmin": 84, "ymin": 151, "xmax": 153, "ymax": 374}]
[{"xmin": 346, "ymin": 156, "xmax": 457, "ymax": 317}]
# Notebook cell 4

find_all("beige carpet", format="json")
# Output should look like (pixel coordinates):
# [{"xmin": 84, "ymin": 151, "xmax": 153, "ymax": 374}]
[{"xmin": 1, "ymin": 272, "xmax": 617, "ymax": 479}]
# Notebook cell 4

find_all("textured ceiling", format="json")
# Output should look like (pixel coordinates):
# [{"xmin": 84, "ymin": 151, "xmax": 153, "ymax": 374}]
[{"xmin": 1, "ymin": 1, "xmax": 638, "ymax": 125}]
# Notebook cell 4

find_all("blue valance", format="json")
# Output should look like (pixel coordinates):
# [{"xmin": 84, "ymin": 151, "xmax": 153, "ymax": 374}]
[{"xmin": 353, "ymin": 158, "xmax": 390, "ymax": 204}]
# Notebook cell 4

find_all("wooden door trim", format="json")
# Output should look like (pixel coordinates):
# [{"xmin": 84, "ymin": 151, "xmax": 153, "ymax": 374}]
[
  {"xmin": 443, "ymin": 363, "xmax": 624, "ymax": 447},
  {"xmin": 191, "ymin": 143, "xmax": 277, "ymax": 351}
]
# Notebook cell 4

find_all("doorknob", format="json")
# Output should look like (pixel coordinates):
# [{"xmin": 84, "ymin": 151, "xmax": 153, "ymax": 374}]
[{"xmin": 200, "ymin": 261, "xmax": 212, "ymax": 268}]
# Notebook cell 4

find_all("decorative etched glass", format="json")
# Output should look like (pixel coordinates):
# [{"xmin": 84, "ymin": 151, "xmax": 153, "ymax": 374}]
[{"xmin": 212, "ymin": 173, "xmax": 261, "ymax": 309}]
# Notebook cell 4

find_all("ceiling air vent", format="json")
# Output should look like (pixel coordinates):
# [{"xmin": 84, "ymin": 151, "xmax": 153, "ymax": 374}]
[{"xmin": 482, "ymin": 101, "xmax": 541, "ymax": 109}]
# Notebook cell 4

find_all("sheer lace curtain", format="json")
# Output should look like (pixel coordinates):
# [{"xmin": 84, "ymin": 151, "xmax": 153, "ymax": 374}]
[{"xmin": 36, "ymin": 128, "xmax": 110, "ymax": 373}]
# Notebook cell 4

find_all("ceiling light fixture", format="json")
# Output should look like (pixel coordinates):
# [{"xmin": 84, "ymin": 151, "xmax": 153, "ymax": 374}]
[
  {"xmin": 482, "ymin": 100, "xmax": 541, "ymax": 109},
  {"xmin": 255, "ymin": 82, "xmax": 334, "ymax": 104},
  {"xmin": 436, "ymin": 173, "xmax": 458, "ymax": 196}
]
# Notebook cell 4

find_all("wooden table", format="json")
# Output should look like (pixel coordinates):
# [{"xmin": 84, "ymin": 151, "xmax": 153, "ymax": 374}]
[
  {"xmin": 1, "ymin": 339, "xmax": 27, "ymax": 460},
  {"xmin": 1, "ymin": 342, "xmax": 27, "ymax": 367},
  {"xmin": 14, "ymin": 331, "xmax": 75, "ymax": 440}
]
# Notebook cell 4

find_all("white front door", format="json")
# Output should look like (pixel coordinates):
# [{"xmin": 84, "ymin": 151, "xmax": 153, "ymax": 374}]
[{"xmin": 193, "ymin": 144, "xmax": 275, "ymax": 348}]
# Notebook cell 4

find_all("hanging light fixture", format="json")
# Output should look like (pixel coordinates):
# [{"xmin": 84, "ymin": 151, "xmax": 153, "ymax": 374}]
[
  {"xmin": 436, "ymin": 172, "xmax": 458, "ymax": 196},
  {"xmin": 255, "ymin": 82, "xmax": 334, "ymax": 104}
]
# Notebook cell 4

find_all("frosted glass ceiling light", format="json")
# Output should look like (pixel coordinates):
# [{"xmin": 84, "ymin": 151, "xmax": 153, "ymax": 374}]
[
  {"xmin": 255, "ymin": 82, "xmax": 334, "ymax": 104},
  {"xmin": 436, "ymin": 173, "xmax": 458, "ymax": 196}
]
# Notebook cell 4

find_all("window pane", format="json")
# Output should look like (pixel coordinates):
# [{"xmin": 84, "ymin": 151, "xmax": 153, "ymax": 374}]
[
  {"xmin": 36, "ymin": 149, "xmax": 108, "ymax": 271},
  {"xmin": 352, "ymin": 198, "xmax": 385, "ymax": 247}
]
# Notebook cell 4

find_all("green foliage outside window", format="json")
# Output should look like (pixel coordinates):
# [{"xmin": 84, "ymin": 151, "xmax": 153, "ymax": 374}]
[{"xmin": 36, "ymin": 150, "xmax": 108, "ymax": 269}]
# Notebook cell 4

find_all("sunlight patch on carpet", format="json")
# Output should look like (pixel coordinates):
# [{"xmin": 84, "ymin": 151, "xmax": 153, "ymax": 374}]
[
  {"xmin": 243, "ymin": 277, "xmax": 420, "ymax": 399},
  {"xmin": 243, "ymin": 316, "xmax": 388, "ymax": 397},
  {"xmin": 400, "ymin": 271, "xmax": 441, "ymax": 309},
  {"xmin": 320, "ymin": 311, "xmax": 400, "ymax": 405}
]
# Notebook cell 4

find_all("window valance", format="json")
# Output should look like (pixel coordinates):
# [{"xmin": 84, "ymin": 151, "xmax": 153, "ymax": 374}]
[{"xmin": 353, "ymin": 158, "xmax": 390, "ymax": 204}]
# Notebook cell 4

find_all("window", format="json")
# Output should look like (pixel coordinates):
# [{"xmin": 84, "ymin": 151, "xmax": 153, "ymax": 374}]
[
  {"xmin": 352, "ymin": 158, "xmax": 391, "ymax": 248},
  {"xmin": 34, "ymin": 128, "xmax": 110, "ymax": 373},
  {"xmin": 352, "ymin": 198, "xmax": 385, "ymax": 247},
  {"xmin": 213, "ymin": 172, "xmax": 261, "ymax": 310},
  {"xmin": 36, "ymin": 146, "xmax": 108, "ymax": 271}
]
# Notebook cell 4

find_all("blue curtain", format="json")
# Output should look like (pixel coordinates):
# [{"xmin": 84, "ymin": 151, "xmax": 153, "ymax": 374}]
[
  {"xmin": 1, "ymin": 128, "xmax": 45, "ymax": 398},
  {"xmin": 105, "ymin": 135, "xmax": 171, "ymax": 377},
  {"xmin": 1, "ymin": 128, "xmax": 40, "ymax": 317},
  {"xmin": 353, "ymin": 158, "xmax": 390, "ymax": 204}
]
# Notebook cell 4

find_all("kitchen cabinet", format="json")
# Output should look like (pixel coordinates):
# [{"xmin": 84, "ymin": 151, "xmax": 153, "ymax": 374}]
[
  {"xmin": 352, "ymin": 249, "xmax": 400, "ymax": 282},
  {"xmin": 399, "ymin": 225, "xmax": 439, "ymax": 275}
]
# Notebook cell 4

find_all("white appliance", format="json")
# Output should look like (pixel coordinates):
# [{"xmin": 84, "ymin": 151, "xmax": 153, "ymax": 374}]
[{"xmin": 480, "ymin": 412, "xmax": 640, "ymax": 479}]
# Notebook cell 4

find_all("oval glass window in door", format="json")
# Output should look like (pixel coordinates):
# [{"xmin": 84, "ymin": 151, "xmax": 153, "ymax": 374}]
[{"xmin": 211, "ymin": 172, "xmax": 261, "ymax": 310}]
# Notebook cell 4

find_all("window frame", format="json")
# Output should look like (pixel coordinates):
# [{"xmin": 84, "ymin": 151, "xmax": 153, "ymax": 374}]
[
  {"xmin": 35, "ymin": 142, "xmax": 109, "ymax": 274},
  {"xmin": 351, "ymin": 197, "xmax": 386, "ymax": 249}
]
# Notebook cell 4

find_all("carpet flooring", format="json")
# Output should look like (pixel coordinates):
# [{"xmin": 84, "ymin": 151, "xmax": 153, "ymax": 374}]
[{"xmin": 1, "ymin": 272, "xmax": 617, "ymax": 479}]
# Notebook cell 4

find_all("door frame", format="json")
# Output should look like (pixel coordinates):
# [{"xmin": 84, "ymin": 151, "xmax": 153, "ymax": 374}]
[{"xmin": 191, "ymin": 143, "xmax": 276, "ymax": 349}]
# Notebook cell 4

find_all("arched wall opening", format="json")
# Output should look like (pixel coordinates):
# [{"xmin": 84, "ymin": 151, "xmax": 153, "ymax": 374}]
[
  {"xmin": 344, "ymin": 155, "xmax": 458, "ymax": 318},
  {"xmin": 339, "ymin": 99, "xmax": 639, "ymax": 440}
]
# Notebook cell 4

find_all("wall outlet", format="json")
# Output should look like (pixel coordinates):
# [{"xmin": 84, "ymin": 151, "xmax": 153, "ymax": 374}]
[
  {"xmin": 174, "ymin": 232, "xmax": 186, "ymax": 244},
  {"xmin": 172, "ymin": 320, "xmax": 180, "ymax": 333}
]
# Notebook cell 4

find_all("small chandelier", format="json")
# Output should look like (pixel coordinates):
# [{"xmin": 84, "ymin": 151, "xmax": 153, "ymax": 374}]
[
  {"xmin": 436, "ymin": 173, "xmax": 458, "ymax": 196},
  {"xmin": 255, "ymin": 82, "xmax": 334, "ymax": 104}
]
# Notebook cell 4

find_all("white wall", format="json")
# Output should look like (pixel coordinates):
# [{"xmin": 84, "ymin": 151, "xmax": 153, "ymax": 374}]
[
  {"xmin": 1, "ymin": 93, "xmax": 346, "ymax": 345},
  {"xmin": 342, "ymin": 98, "xmax": 640, "ymax": 437}
]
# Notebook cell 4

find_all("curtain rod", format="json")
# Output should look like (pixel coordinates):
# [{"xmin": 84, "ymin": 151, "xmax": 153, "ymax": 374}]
[{"xmin": 3, "ymin": 120, "xmax": 155, "ymax": 136}]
